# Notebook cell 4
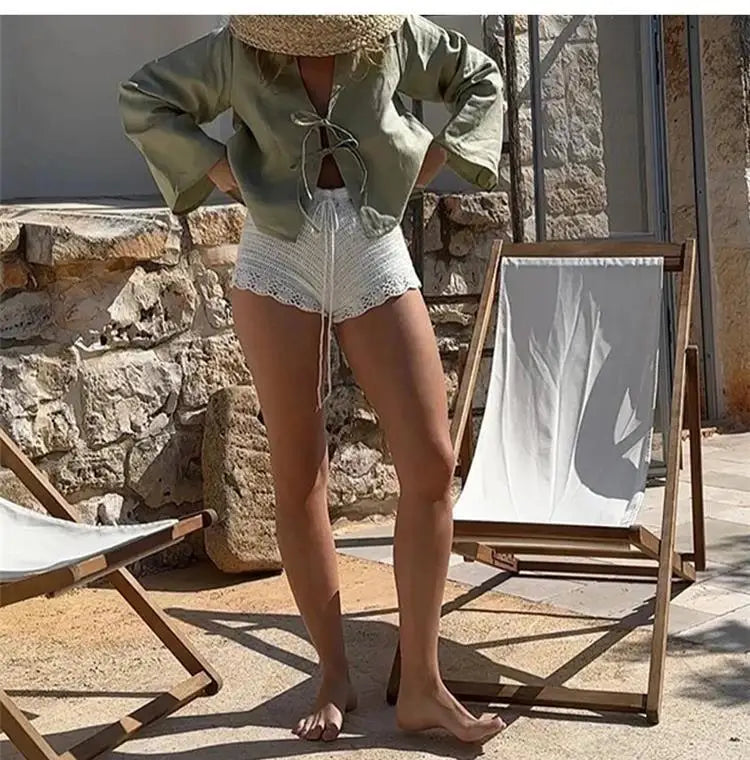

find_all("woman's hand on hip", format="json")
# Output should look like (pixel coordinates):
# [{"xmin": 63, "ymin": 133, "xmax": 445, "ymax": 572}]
[
  {"xmin": 415, "ymin": 143, "xmax": 447, "ymax": 189},
  {"xmin": 208, "ymin": 156, "xmax": 239, "ymax": 195}
]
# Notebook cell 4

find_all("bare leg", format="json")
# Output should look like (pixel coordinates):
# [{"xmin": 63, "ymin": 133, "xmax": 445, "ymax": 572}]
[
  {"xmin": 336, "ymin": 291, "xmax": 504, "ymax": 744},
  {"xmin": 231, "ymin": 289, "xmax": 356, "ymax": 741}
]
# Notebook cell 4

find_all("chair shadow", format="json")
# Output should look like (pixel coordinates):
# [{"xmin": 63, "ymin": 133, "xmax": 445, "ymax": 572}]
[{"xmin": 2, "ymin": 570, "xmax": 709, "ymax": 760}]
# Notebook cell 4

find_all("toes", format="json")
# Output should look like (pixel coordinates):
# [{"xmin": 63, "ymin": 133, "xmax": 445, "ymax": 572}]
[
  {"xmin": 293, "ymin": 718, "xmax": 306, "ymax": 736},
  {"xmin": 306, "ymin": 716, "xmax": 325, "ymax": 741},
  {"xmin": 297, "ymin": 716, "xmax": 314, "ymax": 739},
  {"xmin": 322, "ymin": 720, "xmax": 341, "ymax": 742}
]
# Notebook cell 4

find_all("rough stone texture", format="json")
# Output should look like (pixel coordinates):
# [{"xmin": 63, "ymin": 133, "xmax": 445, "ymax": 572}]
[
  {"xmin": 171, "ymin": 333, "xmax": 254, "ymax": 411},
  {"xmin": 666, "ymin": 16, "xmax": 750, "ymax": 425},
  {"xmin": 443, "ymin": 193, "xmax": 510, "ymax": 228},
  {"xmin": 0, "ymin": 220, "xmax": 21, "ymax": 253},
  {"xmin": 183, "ymin": 204, "xmax": 246, "ymax": 248},
  {"xmin": 19, "ymin": 209, "xmax": 181, "ymax": 266},
  {"xmin": 0, "ymin": 291, "xmax": 53, "ymax": 341},
  {"xmin": 41, "ymin": 441, "xmax": 129, "ymax": 498},
  {"xmin": 189, "ymin": 250, "xmax": 233, "ymax": 329},
  {"xmin": 0, "ymin": 466, "xmax": 43, "ymax": 512},
  {"xmin": 80, "ymin": 351, "xmax": 182, "ymax": 447},
  {"xmin": 45, "ymin": 264, "xmax": 198, "ymax": 351},
  {"xmin": 1, "ymin": 252, "xmax": 32, "ymax": 294},
  {"xmin": 202, "ymin": 385, "xmax": 282, "ymax": 574},
  {"xmin": 328, "ymin": 441, "xmax": 399, "ymax": 517},
  {"xmin": 0, "ymin": 348, "xmax": 80, "ymax": 457},
  {"xmin": 324, "ymin": 383, "xmax": 399, "ymax": 516},
  {"xmin": 83, "ymin": 492, "xmax": 131, "ymax": 525},
  {"xmin": 127, "ymin": 426, "xmax": 203, "ymax": 508},
  {"xmin": 492, "ymin": 15, "xmax": 609, "ymax": 242},
  {"xmin": 401, "ymin": 192, "xmax": 442, "ymax": 253},
  {"xmin": 545, "ymin": 165, "xmax": 607, "ymax": 216}
]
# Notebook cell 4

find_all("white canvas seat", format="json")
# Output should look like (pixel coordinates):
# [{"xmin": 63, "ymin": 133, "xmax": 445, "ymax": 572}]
[
  {"xmin": 0, "ymin": 495, "xmax": 177, "ymax": 581},
  {"xmin": 454, "ymin": 256, "xmax": 663, "ymax": 528}
]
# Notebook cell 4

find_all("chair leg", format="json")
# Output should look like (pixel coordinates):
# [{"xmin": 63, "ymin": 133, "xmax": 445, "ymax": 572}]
[
  {"xmin": 386, "ymin": 645, "xmax": 401, "ymax": 705},
  {"xmin": 0, "ymin": 689, "xmax": 60, "ymax": 760},
  {"xmin": 685, "ymin": 346, "xmax": 706, "ymax": 572},
  {"xmin": 108, "ymin": 569, "xmax": 222, "ymax": 695}
]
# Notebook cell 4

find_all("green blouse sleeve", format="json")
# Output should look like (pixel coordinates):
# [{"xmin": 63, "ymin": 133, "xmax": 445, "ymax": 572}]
[
  {"xmin": 395, "ymin": 16, "xmax": 504, "ymax": 191},
  {"xmin": 118, "ymin": 27, "xmax": 233, "ymax": 214}
]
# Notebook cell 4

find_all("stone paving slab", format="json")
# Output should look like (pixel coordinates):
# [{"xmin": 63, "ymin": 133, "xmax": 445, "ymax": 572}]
[{"xmin": 675, "ymin": 603, "xmax": 750, "ymax": 653}]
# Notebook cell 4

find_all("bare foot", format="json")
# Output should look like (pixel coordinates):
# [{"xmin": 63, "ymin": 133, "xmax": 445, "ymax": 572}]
[
  {"xmin": 396, "ymin": 681, "xmax": 505, "ymax": 744},
  {"xmin": 293, "ymin": 674, "xmax": 358, "ymax": 742}
]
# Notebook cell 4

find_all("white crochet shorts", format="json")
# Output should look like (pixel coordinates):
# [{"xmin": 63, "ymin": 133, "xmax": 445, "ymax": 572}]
[
  {"xmin": 232, "ymin": 187, "xmax": 422, "ymax": 406},
  {"xmin": 232, "ymin": 187, "xmax": 421, "ymax": 321}
]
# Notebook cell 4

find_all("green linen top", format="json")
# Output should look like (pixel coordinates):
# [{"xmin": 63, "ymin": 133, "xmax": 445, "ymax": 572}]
[{"xmin": 119, "ymin": 15, "xmax": 504, "ymax": 241}]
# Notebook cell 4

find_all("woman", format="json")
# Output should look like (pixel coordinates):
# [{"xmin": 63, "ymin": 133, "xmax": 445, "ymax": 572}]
[{"xmin": 120, "ymin": 14, "xmax": 504, "ymax": 744}]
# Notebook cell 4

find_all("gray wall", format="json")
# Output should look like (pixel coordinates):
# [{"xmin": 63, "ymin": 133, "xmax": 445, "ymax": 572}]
[
  {"xmin": 0, "ymin": 15, "xmax": 228, "ymax": 201},
  {"xmin": 0, "ymin": 15, "xmax": 483, "ymax": 203}
]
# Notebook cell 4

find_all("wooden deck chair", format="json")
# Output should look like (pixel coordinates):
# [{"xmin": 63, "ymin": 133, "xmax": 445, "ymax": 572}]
[
  {"xmin": 387, "ymin": 239, "xmax": 705, "ymax": 725},
  {"xmin": 0, "ymin": 428, "xmax": 222, "ymax": 760}
]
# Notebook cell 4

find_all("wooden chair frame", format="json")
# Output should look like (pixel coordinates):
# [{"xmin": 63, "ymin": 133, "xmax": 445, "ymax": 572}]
[
  {"xmin": 387, "ymin": 239, "xmax": 704, "ymax": 725},
  {"xmin": 0, "ymin": 428, "xmax": 222, "ymax": 760}
]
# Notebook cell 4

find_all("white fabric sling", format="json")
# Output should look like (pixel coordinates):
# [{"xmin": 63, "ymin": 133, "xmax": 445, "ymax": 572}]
[
  {"xmin": 454, "ymin": 256, "xmax": 664, "ymax": 527},
  {"xmin": 0, "ymin": 495, "xmax": 177, "ymax": 581}
]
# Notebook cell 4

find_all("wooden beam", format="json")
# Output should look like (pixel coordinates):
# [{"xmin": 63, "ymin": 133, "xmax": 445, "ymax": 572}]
[
  {"xmin": 646, "ymin": 239, "xmax": 697, "ymax": 723},
  {"xmin": 444, "ymin": 680, "xmax": 647, "ymax": 713},
  {"xmin": 60, "ymin": 673, "xmax": 212, "ymax": 760},
  {"xmin": 449, "ymin": 242, "xmax": 502, "ymax": 459},
  {"xmin": 501, "ymin": 241, "xmax": 684, "ymax": 271}
]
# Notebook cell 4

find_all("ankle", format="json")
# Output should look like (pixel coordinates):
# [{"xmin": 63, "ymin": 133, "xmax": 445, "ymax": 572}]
[
  {"xmin": 320, "ymin": 662, "xmax": 351, "ymax": 684},
  {"xmin": 398, "ymin": 668, "xmax": 443, "ymax": 697}
]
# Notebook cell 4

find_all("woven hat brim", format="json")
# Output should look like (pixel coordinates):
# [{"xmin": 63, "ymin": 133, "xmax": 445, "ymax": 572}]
[{"xmin": 228, "ymin": 15, "xmax": 406, "ymax": 57}]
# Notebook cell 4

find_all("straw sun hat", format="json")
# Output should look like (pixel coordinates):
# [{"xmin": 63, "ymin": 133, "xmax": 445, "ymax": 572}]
[{"xmin": 228, "ymin": 15, "xmax": 406, "ymax": 57}]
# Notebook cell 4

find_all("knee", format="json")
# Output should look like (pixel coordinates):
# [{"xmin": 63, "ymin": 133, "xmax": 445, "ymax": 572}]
[
  {"xmin": 399, "ymin": 437, "xmax": 456, "ymax": 506},
  {"xmin": 272, "ymin": 453, "xmax": 329, "ymax": 514}
]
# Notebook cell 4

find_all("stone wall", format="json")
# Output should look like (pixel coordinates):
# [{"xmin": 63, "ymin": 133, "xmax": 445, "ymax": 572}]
[
  {"xmin": 485, "ymin": 15, "xmax": 609, "ymax": 241},
  {"xmin": 0, "ymin": 194, "xmax": 510, "ymax": 570},
  {"xmin": 665, "ymin": 16, "xmax": 750, "ymax": 426}
]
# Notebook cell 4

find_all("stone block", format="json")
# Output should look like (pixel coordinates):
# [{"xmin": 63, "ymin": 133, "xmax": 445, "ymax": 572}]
[
  {"xmin": 442, "ymin": 192, "xmax": 510, "ymax": 229},
  {"xmin": 0, "ymin": 348, "xmax": 80, "ymax": 457},
  {"xmin": 329, "ymin": 441, "xmax": 399, "ymax": 515},
  {"xmin": 42, "ymin": 441, "xmax": 129, "ymax": 496},
  {"xmin": 5, "ymin": 403, "xmax": 79, "ymax": 460},
  {"xmin": 202, "ymin": 386, "xmax": 282, "ymax": 574},
  {"xmin": 0, "ymin": 291, "xmax": 52, "ymax": 341},
  {"xmin": 183, "ymin": 204, "xmax": 246, "ymax": 248},
  {"xmin": 0, "ymin": 220, "xmax": 21, "ymax": 253},
  {"xmin": 546, "ymin": 212, "xmax": 610, "ymax": 239},
  {"xmin": 539, "ymin": 15, "xmax": 597, "ymax": 43},
  {"xmin": 545, "ymin": 165, "xmax": 607, "ymax": 217},
  {"xmin": 46, "ymin": 264, "xmax": 198, "ymax": 351},
  {"xmin": 172, "ymin": 333, "xmax": 254, "ymax": 411},
  {"xmin": 22, "ymin": 209, "xmax": 181, "ymax": 266},
  {"xmin": 542, "ymin": 100, "xmax": 569, "ymax": 167},
  {"xmin": 424, "ymin": 235, "xmax": 496, "ymax": 296},
  {"xmin": 0, "ymin": 253, "xmax": 32, "ymax": 294},
  {"xmin": 189, "ymin": 251, "xmax": 233, "ymax": 329},
  {"xmin": 80, "ymin": 350, "xmax": 182, "ymax": 447}
]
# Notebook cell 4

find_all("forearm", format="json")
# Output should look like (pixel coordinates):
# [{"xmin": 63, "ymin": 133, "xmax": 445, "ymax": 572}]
[{"xmin": 415, "ymin": 142, "xmax": 448, "ymax": 188}]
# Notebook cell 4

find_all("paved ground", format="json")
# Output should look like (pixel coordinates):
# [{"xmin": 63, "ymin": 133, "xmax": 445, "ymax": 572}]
[
  {"xmin": 338, "ymin": 432, "xmax": 750, "ymax": 653},
  {"xmin": 1, "ymin": 433, "xmax": 747, "ymax": 759}
]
